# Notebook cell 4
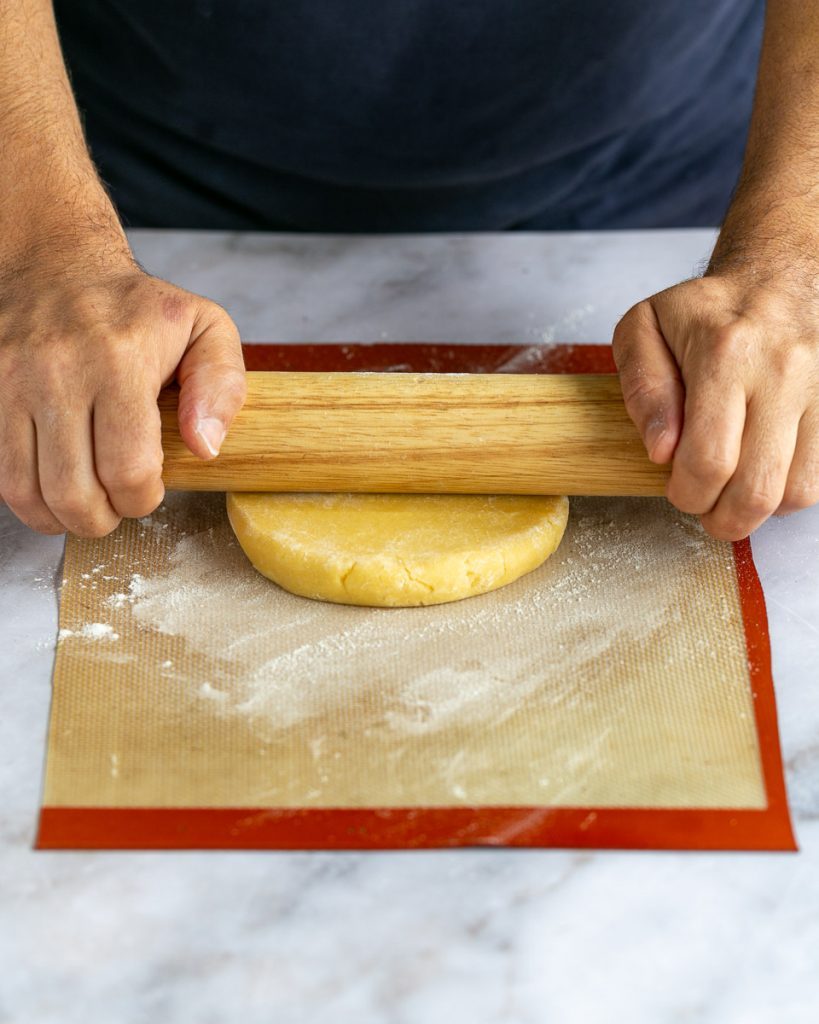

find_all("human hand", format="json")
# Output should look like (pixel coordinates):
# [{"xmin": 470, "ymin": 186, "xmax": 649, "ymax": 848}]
[
  {"xmin": 0, "ymin": 251, "xmax": 246, "ymax": 537},
  {"xmin": 612, "ymin": 271, "xmax": 819, "ymax": 541}
]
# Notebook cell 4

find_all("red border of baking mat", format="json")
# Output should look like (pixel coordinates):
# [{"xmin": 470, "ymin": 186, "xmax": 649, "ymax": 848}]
[{"xmin": 37, "ymin": 343, "xmax": 797, "ymax": 852}]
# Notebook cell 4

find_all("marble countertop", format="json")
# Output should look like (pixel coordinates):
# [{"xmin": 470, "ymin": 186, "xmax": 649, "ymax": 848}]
[{"xmin": 2, "ymin": 229, "xmax": 817, "ymax": 1024}]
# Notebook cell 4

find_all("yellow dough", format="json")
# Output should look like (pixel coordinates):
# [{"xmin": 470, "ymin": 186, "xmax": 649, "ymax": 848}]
[{"xmin": 226, "ymin": 492, "xmax": 569, "ymax": 608}]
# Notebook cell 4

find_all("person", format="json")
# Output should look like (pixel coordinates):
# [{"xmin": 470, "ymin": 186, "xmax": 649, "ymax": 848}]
[{"xmin": 0, "ymin": 1, "xmax": 816, "ymax": 542}]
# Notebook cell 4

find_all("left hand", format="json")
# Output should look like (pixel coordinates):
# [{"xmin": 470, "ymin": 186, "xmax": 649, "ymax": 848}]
[{"xmin": 612, "ymin": 270, "xmax": 819, "ymax": 541}]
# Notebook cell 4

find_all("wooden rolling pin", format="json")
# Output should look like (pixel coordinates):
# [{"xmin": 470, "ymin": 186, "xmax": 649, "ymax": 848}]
[{"xmin": 158, "ymin": 371, "xmax": 670, "ymax": 496}]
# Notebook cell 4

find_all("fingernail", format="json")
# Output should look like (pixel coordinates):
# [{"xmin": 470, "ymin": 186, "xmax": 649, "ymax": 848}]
[{"xmin": 195, "ymin": 417, "xmax": 226, "ymax": 458}]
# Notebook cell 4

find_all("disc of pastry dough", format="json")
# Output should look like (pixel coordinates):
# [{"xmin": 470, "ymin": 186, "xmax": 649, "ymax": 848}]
[{"xmin": 226, "ymin": 492, "xmax": 569, "ymax": 608}]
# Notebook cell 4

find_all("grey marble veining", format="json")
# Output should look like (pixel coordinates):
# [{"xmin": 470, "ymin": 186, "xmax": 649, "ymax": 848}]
[
  {"xmin": 130, "ymin": 228, "xmax": 716, "ymax": 347},
  {"xmin": 1, "ymin": 230, "xmax": 817, "ymax": 1024}
]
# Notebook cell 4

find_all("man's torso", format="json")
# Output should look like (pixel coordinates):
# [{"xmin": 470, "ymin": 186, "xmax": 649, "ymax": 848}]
[{"xmin": 54, "ymin": 1, "xmax": 765, "ymax": 230}]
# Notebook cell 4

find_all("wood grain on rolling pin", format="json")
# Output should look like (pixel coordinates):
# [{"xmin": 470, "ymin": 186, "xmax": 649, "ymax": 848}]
[{"xmin": 159, "ymin": 371, "xmax": 670, "ymax": 496}]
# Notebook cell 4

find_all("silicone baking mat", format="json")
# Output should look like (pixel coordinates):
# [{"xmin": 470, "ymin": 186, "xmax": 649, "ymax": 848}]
[{"xmin": 37, "ymin": 344, "xmax": 796, "ymax": 851}]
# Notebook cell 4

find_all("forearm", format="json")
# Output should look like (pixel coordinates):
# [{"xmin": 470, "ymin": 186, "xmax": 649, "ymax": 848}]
[
  {"xmin": 0, "ymin": 0, "xmax": 130, "ymax": 271},
  {"xmin": 709, "ymin": 0, "xmax": 819, "ymax": 277}
]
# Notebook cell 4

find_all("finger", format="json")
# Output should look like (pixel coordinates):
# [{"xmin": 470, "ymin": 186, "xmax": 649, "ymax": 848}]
[
  {"xmin": 701, "ymin": 394, "xmax": 800, "ymax": 540},
  {"xmin": 612, "ymin": 300, "xmax": 684, "ymax": 464},
  {"xmin": 0, "ymin": 414, "xmax": 65, "ymax": 534},
  {"xmin": 666, "ymin": 359, "xmax": 746, "ymax": 517},
  {"xmin": 777, "ymin": 409, "xmax": 819, "ymax": 515},
  {"xmin": 94, "ymin": 382, "xmax": 165, "ymax": 519},
  {"xmin": 35, "ymin": 406, "xmax": 121, "ymax": 538},
  {"xmin": 176, "ymin": 306, "xmax": 246, "ymax": 460}
]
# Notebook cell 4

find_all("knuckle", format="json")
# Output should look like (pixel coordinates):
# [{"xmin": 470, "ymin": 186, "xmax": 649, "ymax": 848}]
[
  {"xmin": 678, "ymin": 444, "xmax": 735, "ymax": 486},
  {"xmin": 96, "ymin": 331, "xmax": 142, "ymax": 369},
  {"xmin": 65, "ymin": 287, "xmax": 102, "ymax": 321},
  {"xmin": 709, "ymin": 324, "xmax": 750, "ymax": 362},
  {"xmin": 17, "ymin": 512, "xmax": 64, "ymax": 536},
  {"xmin": 765, "ymin": 351, "xmax": 788, "ymax": 382},
  {"xmin": 701, "ymin": 515, "xmax": 745, "ymax": 542},
  {"xmin": 47, "ymin": 493, "xmax": 89, "ymax": 522},
  {"xmin": 666, "ymin": 473, "xmax": 712, "ymax": 516},
  {"xmin": 124, "ymin": 492, "xmax": 164, "ymax": 518},
  {"xmin": 668, "ymin": 492, "xmax": 706, "ymax": 517},
  {"xmin": 612, "ymin": 310, "xmax": 634, "ymax": 344},
  {"xmin": 222, "ymin": 369, "xmax": 247, "ymax": 404},
  {"xmin": 612, "ymin": 303, "xmax": 646, "ymax": 348},
  {"xmin": 101, "ymin": 456, "xmax": 164, "ymax": 493},
  {"xmin": 0, "ymin": 348, "xmax": 18, "ymax": 380},
  {"xmin": 27, "ymin": 513, "xmax": 66, "ymax": 536},
  {"xmin": 769, "ymin": 341, "xmax": 811, "ymax": 382},
  {"xmin": 698, "ymin": 451, "xmax": 736, "ymax": 483},
  {"xmin": 208, "ymin": 299, "xmax": 236, "ymax": 328},
  {"xmin": 738, "ymin": 485, "xmax": 780, "ymax": 519},
  {"xmin": 622, "ymin": 375, "xmax": 672, "ymax": 409},
  {"xmin": 34, "ymin": 341, "xmax": 76, "ymax": 385},
  {"xmin": 2, "ymin": 485, "xmax": 41, "ymax": 515},
  {"xmin": 49, "ymin": 494, "xmax": 121, "ymax": 537},
  {"xmin": 780, "ymin": 480, "xmax": 819, "ymax": 512},
  {"xmin": 0, "ymin": 485, "xmax": 65, "ymax": 535}
]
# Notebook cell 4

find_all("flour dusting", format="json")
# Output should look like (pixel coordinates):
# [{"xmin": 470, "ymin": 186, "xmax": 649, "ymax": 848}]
[
  {"xmin": 54, "ymin": 490, "xmax": 761, "ymax": 808},
  {"xmin": 58, "ymin": 622, "xmax": 119, "ymax": 642},
  {"xmin": 100, "ymin": 493, "xmax": 742, "ymax": 744}
]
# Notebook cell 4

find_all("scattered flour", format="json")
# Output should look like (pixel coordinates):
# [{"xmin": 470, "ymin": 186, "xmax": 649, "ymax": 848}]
[
  {"xmin": 57, "ymin": 491, "xmax": 759, "ymax": 807},
  {"xmin": 106, "ymin": 493, "xmax": 741, "ymax": 743},
  {"xmin": 58, "ymin": 622, "xmax": 120, "ymax": 642},
  {"xmin": 522, "ymin": 304, "xmax": 596, "ymax": 346}
]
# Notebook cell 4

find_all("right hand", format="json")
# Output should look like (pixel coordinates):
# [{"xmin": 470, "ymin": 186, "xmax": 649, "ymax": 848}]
[{"xmin": 0, "ymin": 250, "xmax": 246, "ymax": 537}]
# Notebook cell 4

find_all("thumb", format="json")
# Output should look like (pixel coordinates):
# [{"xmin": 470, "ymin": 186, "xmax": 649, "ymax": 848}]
[
  {"xmin": 612, "ymin": 299, "xmax": 684, "ymax": 465},
  {"xmin": 176, "ymin": 304, "xmax": 247, "ymax": 460}
]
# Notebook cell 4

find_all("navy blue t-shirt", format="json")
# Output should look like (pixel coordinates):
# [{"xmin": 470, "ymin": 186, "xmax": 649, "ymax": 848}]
[{"xmin": 53, "ymin": 2, "xmax": 764, "ymax": 231}]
